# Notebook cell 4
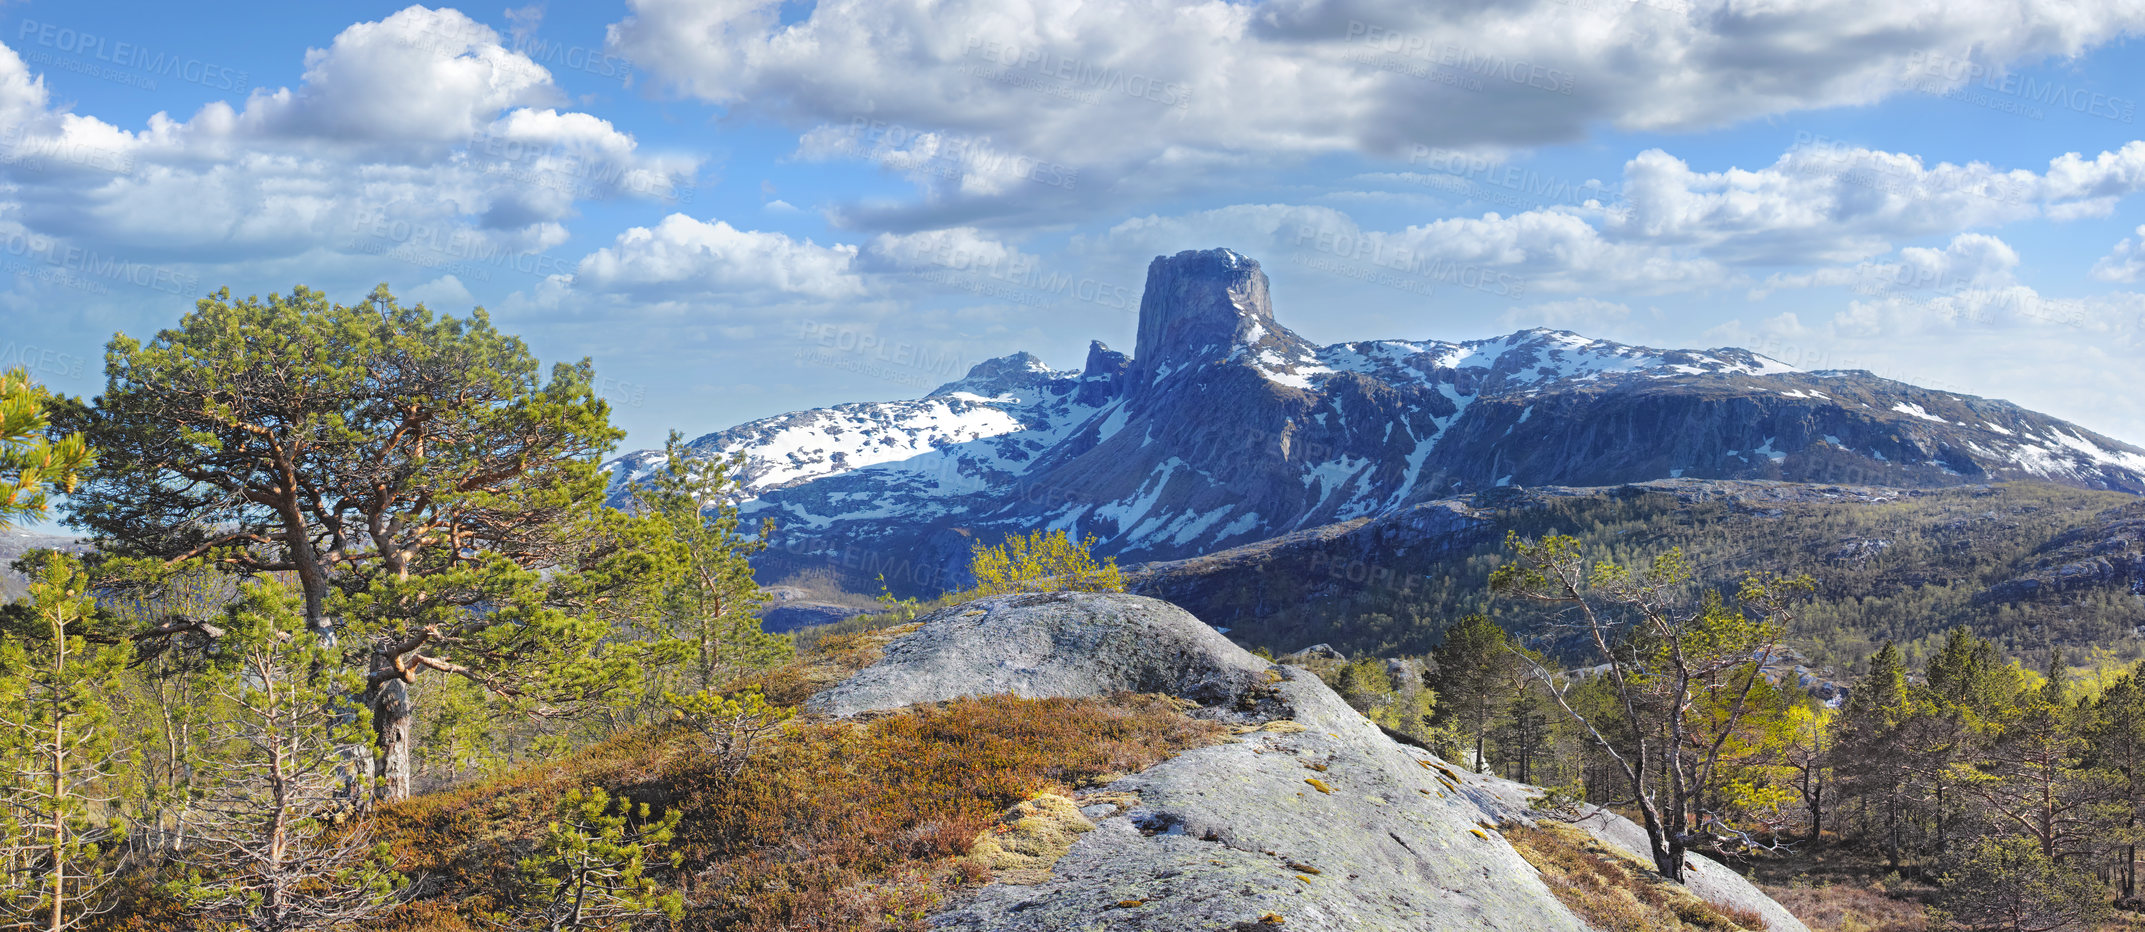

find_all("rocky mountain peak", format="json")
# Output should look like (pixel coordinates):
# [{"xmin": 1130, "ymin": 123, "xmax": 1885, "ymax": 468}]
[
  {"xmin": 606, "ymin": 248, "xmax": 2145, "ymax": 589},
  {"xmin": 1078, "ymin": 340, "xmax": 1131, "ymax": 406},
  {"xmin": 928, "ymin": 350, "xmax": 1060, "ymax": 399},
  {"xmin": 1129, "ymin": 248, "xmax": 1281, "ymax": 390}
]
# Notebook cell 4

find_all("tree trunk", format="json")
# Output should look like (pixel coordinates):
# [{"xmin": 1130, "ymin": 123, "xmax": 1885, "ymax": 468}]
[
  {"xmin": 367, "ymin": 658, "xmax": 414, "ymax": 801},
  {"xmin": 1638, "ymin": 802, "xmax": 1683, "ymax": 883}
]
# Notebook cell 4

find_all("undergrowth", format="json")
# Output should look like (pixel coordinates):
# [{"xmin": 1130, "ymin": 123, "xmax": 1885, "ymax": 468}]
[
  {"xmin": 1504, "ymin": 821, "xmax": 1770, "ymax": 932},
  {"xmin": 371, "ymin": 686, "xmax": 1223, "ymax": 931}
]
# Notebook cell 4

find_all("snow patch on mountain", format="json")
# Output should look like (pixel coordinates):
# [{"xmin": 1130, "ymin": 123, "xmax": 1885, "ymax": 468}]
[{"xmin": 606, "ymin": 249, "xmax": 2145, "ymax": 592}]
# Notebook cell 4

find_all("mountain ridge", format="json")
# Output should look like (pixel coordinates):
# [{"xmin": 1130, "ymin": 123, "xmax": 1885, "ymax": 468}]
[{"xmin": 606, "ymin": 248, "xmax": 2145, "ymax": 594}]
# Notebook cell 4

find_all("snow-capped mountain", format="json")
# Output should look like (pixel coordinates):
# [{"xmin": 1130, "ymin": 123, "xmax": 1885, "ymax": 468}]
[{"xmin": 607, "ymin": 248, "xmax": 2145, "ymax": 593}]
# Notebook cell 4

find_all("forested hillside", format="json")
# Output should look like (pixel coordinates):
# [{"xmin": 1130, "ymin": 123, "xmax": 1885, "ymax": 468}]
[{"xmin": 1133, "ymin": 479, "xmax": 2145, "ymax": 675}]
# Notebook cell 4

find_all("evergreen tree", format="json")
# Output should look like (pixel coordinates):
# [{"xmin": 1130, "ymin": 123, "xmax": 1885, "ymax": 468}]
[
  {"xmin": 1833, "ymin": 642, "xmax": 1914, "ymax": 865},
  {"xmin": 1489, "ymin": 533, "xmax": 1811, "ymax": 883},
  {"xmin": 0, "ymin": 367, "xmax": 92, "ymax": 528},
  {"xmin": 506, "ymin": 787, "xmax": 682, "ymax": 931},
  {"xmin": 1935, "ymin": 836, "xmax": 2109, "ymax": 932},
  {"xmin": 1913, "ymin": 630, "xmax": 2031, "ymax": 860},
  {"xmin": 67, "ymin": 286, "xmax": 637, "ymax": 800},
  {"xmin": 1949, "ymin": 664, "xmax": 2100, "ymax": 861},
  {"xmin": 173, "ymin": 581, "xmax": 404, "ymax": 932},
  {"xmin": 2087, "ymin": 663, "xmax": 2145, "ymax": 898},
  {"xmin": 625, "ymin": 431, "xmax": 786, "ymax": 694},
  {"xmin": 1427, "ymin": 615, "xmax": 1525, "ymax": 772},
  {"xmin": 1493, "ymin": 681, "xmax": 1558, "ymax": 785},
  {"xmin": 0, "ymin": 554, "xmax": 130, "ymax": 931}
]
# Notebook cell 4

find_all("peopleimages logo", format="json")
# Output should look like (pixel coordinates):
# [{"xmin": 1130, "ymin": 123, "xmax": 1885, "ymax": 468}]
[
  {"xmin": 16, "ymin": 20, "xmax": 249, "ymax": 91},
  {"xmin": 962, "ymin": 36, "xmax": 1193, "ymax": 110},
  {"xmin": 1406, "ymin": 146, "xmax": 1621, "ymax": 207},
  {"xmin": 1905, "ymin": 51, "xmax": 2135, "ymax": 123},
  {"xmin": 1343, "ymin": 22, "xmax": 1575, "ymax": 95},
  {"xmin": 0, "ymin": 230, "xmax": 198, "ymax": 297},
  {"xmin": 1293, "ymin": 225, "xmax": 1528, "ymax": 298},
  {"xmin": 842, "ymin": 119, "xmax": 1080, "ymax": 191}
]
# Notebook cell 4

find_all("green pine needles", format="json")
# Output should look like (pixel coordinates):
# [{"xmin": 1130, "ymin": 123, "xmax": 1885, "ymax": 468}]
[{"xmin": 507, "ymin": 787, "xmax": 683, "ymax": 932}]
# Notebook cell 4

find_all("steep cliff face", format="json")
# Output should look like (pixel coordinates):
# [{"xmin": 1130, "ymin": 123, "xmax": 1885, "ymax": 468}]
[
  {"xmin": 810, "ymin": 591, "xmax": 1808, "ymax": 932},
  {"xmin": 606, "ymin": 248, "xmax": 2145, "ymax": 594}
]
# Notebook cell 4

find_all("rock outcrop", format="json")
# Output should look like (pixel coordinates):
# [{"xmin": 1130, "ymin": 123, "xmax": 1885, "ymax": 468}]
[
  {"xmin": 809, "ymin": 591, "xmax": 1809, "ymax": 932},
  {"xmin": 805, "ymin": 593, "xmax": 1271, "ymax": 718}
]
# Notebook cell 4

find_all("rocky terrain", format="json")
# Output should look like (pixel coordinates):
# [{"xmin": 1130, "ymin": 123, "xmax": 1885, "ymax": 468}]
[
  {"xmin": 608, "ymin": 248, "xmax": 2145, "ymax": 596},
  {"xmin": 811, "ymin": 590, "xmax": 1808, "ymax": 932}
]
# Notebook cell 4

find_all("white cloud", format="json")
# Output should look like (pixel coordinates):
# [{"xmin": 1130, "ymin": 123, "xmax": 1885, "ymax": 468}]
[
  {"xmin": 573, "ymin": 214, "xmax": 865, "ymax": 299},
  {"xmin": 405, "ymin": 273, "xmax": 477, "ymax": 308},
  {"xmin": 607, "ymin": 0, "xmax": 2145, "ymax": 222},
  {"xmin": 1754, "ymin": 233, "xmax": 2021, "ymax": 298},
  {"xmin": 233, "ymin": 6, "xmax": 555, "ymax": 151},
  {"xmin": 860, "ymin": 226, "xmax": 1029, "ymax": 274},
  {"xmin": 1062, "ymin": 201, "xmax": 1724, "ymax": 299},
  {"xmin": 1710, "ymin": 290, "xmax": 2145, "ymax": 442},
  {"xmin": 1607, "ymin": 146, "xmax": 2043, "ymax": 265},
  {"xmin": 2038, "ymin": 142, "xmax": 2145, "ymax": 219},
  {"xmin": 0, "ymin": 6, "xmax": 695, "ymax": 268},
  {"xmin": 2092, "ymin": 224, "xmax": 2145, "ymax": 282}
]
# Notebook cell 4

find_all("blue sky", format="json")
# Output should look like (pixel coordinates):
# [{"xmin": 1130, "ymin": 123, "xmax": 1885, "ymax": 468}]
[{"xmin": 4, "ymin": 0, "xmax": 2145, "ymax": 469}]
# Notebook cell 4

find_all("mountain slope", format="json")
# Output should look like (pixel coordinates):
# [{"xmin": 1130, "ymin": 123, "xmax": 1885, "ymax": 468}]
[
  {"xmin": 608, "ymin": 248, "xmax": 2145, "ymax": 594},
  {"xmin": 1125, "ymin": 479, "xmax": 2145, "ymax": 670}
]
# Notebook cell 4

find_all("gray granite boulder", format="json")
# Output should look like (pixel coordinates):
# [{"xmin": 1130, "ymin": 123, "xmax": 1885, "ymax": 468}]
[
  {"xmin": 807, "ymin": 591, "xmax": 1809, "ymax": 932},
  {"xmin": 805, "ymin": 591, "xmax": 1273, "ymax": 718}
]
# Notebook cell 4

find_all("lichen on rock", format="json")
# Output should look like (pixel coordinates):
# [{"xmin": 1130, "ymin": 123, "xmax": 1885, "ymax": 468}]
[{"xmin": 967, "ymin": 794, "xmax": 1097, "ymax": 885}]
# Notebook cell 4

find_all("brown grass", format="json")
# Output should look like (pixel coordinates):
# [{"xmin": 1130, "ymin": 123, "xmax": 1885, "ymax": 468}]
[
  {"xmin": 1504, "ymin": 822, "xmax": 1768, "ymax": 932},
  {"xmin": 1759, "ymin": 880, "xmax": 1930, "ymax": 932},
  {"xmin": 372, "ymin": 690, "xmax": 1225, "ymax": 932}
]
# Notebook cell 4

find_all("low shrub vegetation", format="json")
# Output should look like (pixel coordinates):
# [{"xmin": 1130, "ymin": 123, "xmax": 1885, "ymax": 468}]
[
  {"xmin": 366, "ymin": 689, "xmax": 1224, "ymax": 932},
  {"xmin": 1504, "ymin": 821, "xmax": 1768, "ymax": 932}
]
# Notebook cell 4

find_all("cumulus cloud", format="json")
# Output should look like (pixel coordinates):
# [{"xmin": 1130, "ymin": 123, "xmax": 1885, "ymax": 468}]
[
  {"xmin": 573, "ymin": 214, "xmax": 865, "ymax": 299},
  {"xmin": 1754, "ymin": 233, "xmax": 2022, "ymax": 299},
  {"xmin": 607, "ymin": 0, "xmax": 2145, "ymax": 223},
  {"xmin": 1059, "ymin": 132, "xmax": 2145, "ymax": 305},
  {"xmin": 2092, "ymin": 224, "xmax": 2145, "ymax": 282},
  {"xmin": 1707, "ymin": 287, "xmax": 2145, "ymax": 442},
  {"xmin": 0, "ymin": 6, "xmax": 695, "ymax": 269}
]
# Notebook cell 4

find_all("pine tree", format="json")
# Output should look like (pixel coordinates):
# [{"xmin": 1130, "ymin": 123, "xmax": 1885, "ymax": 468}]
[
  {"xmin": 506, "ymin": 787, "xmax": 682, "ymax": 931},
  {"xmin": 1427, "ymin": 615, "xmax": 1525, "ymax": 773},
  {"xmin": 0, "ymin": 553, "xmax": 130, "ymax": 932},
  {"xmin": 1913, "ymin": 630, "xmax": 2031, "ymax": 861},
  {"xmin": 69, "ymin": 286, "xmax": 637, "ymax": 800},
  {"xmin": 1488, "ymin": 533, "xmax": 1811, "ymax": 883},
  {"xmin": 1494, "ymin": 681, "xmax": 1558, "ymax": 785},
  {"xmin": 172, "ymin": 581, "xmax": 404, "ymax": 932},
  {"xmin": 0, "ymin": 367, "xmax": 92, "ymax": 528},
  {"xmin": 1952, "ymin": 663, "xmax": 2100, "ymax": 862},
  {"xmin": 1935, "ymin": 836, "xmax": 2109, "ymax": 932},
  {"xmin": 625, "ymin": 431, "xmax": 787, "ymax": 694},
  {"xmin": 2088, "ymin": 663, "xmax": 2145, "ymax": 898},
  {"xmin": 1833, "ymin": 642, "xmax": 1913, "ymax": 865}
]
